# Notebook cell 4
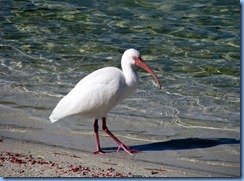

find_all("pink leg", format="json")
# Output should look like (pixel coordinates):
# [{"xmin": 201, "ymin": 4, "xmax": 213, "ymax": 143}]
[
  {"xmin": 93, "ymin": 119, "xmax": 106, "ymax": 155},
  {"xmin": 102, "ymin": 117, "xmax": 140, "ymax": 155}
]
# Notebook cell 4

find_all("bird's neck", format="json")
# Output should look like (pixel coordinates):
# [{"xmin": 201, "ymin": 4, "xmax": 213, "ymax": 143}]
[{"xmin": 122, "ymin": 64, "xmax": 139, "ymax": 88}]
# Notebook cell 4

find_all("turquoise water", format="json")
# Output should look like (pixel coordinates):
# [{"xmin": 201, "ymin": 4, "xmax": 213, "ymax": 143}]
[{"xmin": 0, "ymin": 0, "xmax": 240, "ymax": 145}]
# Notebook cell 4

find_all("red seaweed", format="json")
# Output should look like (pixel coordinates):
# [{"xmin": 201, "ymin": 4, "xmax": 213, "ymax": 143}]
[{"xmin": 1, "ymin": 151, "xmax": 134, "ymax": 177}]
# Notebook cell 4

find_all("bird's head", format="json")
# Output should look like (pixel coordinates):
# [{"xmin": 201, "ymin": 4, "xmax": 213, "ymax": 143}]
[{"xmin": 122, "ymin": 48, "xmax": 161, "ymax": 89}]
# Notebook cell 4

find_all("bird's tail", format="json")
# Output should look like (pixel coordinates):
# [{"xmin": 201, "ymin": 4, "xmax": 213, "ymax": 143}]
[{"xmin": 49, "ymin": 113, "xmax": 59, "ymax": 123}]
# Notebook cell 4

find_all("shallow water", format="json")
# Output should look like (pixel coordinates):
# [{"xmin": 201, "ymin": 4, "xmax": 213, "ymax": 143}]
[{"xmin": 0, "ymin": 0, "xmax": 240, "ymax": 175}]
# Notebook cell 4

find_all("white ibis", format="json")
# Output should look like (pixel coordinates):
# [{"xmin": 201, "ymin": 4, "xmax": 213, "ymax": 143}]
[{"xmin": 49, "ymin": 48, "xmax": 161, "ymax": 155}]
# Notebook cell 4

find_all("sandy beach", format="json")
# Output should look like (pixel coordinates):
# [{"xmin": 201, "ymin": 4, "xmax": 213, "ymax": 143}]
[
  {"xmin": 0, "ymin": 105, "xmax": 241, "ymax": 177},
  {"xmin": 0, "ymin": 137, "xmax": 236, "ymax": 177}
]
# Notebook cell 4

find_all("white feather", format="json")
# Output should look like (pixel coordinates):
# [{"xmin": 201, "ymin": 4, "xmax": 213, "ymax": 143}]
[
  {"xmin": 49, "ymin": 66, "xmax": 137, "ymax": 122},
  {"xmin": 48, "ymin": 48, "xmax": 161, "ymax": 123}
]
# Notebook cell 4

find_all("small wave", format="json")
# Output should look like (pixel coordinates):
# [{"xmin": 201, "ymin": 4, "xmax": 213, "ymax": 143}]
[{"xmin": 175, "ymin": 120, "xmax": 239, "ymax": 132}]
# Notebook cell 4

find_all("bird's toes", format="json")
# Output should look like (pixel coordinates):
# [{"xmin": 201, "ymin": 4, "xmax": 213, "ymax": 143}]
[
  {"xmin": 127, "ymin": 147, "xmax": 140, "ymax": 154},
  {"xmin": 117, "ymin": 144, "xmax": 140, "ymax": 155},
  {"xmin": 130, "ymin": 148, "xmax": 141, "ymax": 154},
  {"xmin": 93, "ymin": 150, "xmax": 106, "ymax": 155}
]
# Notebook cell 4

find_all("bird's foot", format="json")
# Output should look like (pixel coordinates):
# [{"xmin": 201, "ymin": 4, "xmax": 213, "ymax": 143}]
[
  {"xmin": 93, "ymin": 150, "xmax": 106, "ymax": 155},
  {"xmin": 117, "ymin": 144, "xmax": 140, "ymax": 155}
]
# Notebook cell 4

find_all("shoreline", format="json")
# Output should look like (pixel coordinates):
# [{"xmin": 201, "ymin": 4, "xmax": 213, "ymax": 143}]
[
  {"xmin": 0, "ymin": 105, "xmax": 240, "ymax": 177},
  {"xmin": 0, "ymin": 137, "xmax": 237, "ymax": 177}
]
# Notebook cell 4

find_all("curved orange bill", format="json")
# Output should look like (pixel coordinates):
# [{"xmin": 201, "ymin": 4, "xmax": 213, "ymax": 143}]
[{"xmin": 133, "ymin": 56, "xmax": 161, "ymax": 89}]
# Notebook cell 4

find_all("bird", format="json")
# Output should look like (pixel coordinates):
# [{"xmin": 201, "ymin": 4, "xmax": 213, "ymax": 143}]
[{"xmin": 49, "ymin": 48, "xmax": 161, "ymax": 155}]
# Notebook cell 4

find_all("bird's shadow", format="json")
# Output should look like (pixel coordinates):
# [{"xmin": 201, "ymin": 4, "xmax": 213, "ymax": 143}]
[{"xmin": 102, "ymin": 138, "xmax": 240, "ymax": 152}]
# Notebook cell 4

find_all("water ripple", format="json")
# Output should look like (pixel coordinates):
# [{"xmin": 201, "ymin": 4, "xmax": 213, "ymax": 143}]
[{"xmin": 0, "ymin": 0, "xmax": 240, "ymax": 138}]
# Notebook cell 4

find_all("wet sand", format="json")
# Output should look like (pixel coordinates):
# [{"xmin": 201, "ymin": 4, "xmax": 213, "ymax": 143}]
[
  {"xmin": 0, "ymin": 137, "xmax": 235, "ymax": 177},
  {"xmin": 0, "ymin": 105, "xmax": 240, "ymax": 177}
]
